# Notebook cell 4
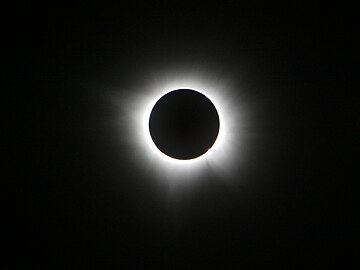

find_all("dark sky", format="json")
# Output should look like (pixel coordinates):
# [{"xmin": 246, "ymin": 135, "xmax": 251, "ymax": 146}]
[{"xmin": 10, "ymin": 1, "xmax": 350, "ymax": 269}]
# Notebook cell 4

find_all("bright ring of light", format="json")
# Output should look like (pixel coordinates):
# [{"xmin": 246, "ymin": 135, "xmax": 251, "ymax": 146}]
[{"xmin": 117, "ymin": 68, "xmax": 248, "ymax": 186}]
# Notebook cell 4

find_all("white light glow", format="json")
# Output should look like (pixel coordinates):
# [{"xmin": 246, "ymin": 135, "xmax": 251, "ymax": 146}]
[{"xmin": 114, "ymin": 67, "xmax": 250, "ymax": 188}]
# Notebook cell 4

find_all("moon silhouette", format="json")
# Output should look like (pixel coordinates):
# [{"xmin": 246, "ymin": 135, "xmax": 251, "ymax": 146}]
[{"xmin": 149, "ymin": 89, "xmax": 220, "ymax": 160}]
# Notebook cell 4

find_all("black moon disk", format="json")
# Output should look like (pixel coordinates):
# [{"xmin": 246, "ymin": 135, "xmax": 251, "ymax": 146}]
[{"xmin": 149, "ymin": 89, "xmax": 220, "ymax": 160}]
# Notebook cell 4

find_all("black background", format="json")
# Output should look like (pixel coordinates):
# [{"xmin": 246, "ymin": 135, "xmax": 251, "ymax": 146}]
[{"xmin": 9, "ymin": 1, "xmax": 351, "ymax": 269}]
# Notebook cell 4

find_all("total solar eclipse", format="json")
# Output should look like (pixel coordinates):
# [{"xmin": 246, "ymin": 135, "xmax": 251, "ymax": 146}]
[{"xmin": 149, "ymin": 89, "xmax": 220, "ymax": 160}]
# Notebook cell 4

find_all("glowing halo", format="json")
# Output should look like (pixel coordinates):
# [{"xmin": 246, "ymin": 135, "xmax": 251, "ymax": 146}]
[{"xmin": 116, "ymin": 68, "xmax": 250, "ymax": 187}]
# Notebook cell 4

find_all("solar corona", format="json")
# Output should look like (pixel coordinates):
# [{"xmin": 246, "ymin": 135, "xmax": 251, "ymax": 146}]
[{"xmin": 118, "ymin": 70, "xmax": 248, "ymax": 185}]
